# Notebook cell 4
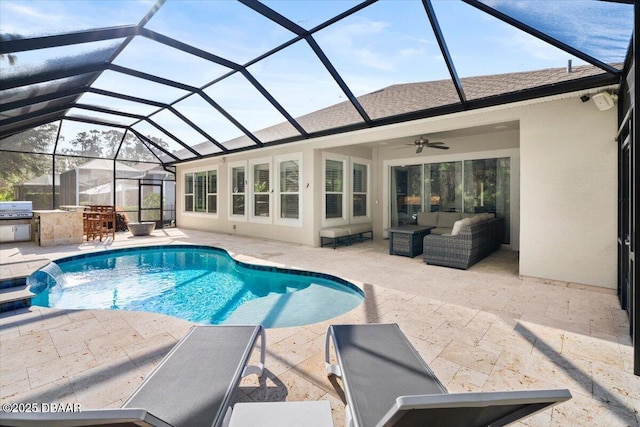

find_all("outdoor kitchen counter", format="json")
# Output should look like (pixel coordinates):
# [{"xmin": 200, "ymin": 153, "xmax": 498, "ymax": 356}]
[{"xmin": 33, "ymin": 209, "xmax": 84, "ymax": 247}]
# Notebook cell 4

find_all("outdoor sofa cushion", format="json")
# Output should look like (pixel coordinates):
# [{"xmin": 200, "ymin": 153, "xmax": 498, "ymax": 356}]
[
  {"xmin": 417, "ymin": 211, "xmax": 439, "ymax": 227},
  {"xmin": 437, "ymin": 211, "xmax": 461, "ymax": 228}
]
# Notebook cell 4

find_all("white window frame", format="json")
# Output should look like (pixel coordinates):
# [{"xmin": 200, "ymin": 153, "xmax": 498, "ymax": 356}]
[
  {"xmin": 322, "ymin": 153, "xmax": 349, "ymax": 226},
  {"xmin": 350, "ymin": 157, "xmax": 371, "ymax": 223},
  {"xmin": 274, "ymin": 153, "xmax": 302, "ymax": 227},
  {"xmin": 249, "ymin": 157, "xmax": 272, "ymax": 223},
  {"xmin": 228, "ymin": 160, "xmax": 247, "ymax": 222},
  {"xmin": 183, "ymin": 166, "xmax": 218, "ymax": 218},
  {"xmin": 184, "ymin": 172, "xmax": 194, "ymax": 213},
  {"xmin": 206, "ymin": 169, "xmax": 218, "ymax": 215}
]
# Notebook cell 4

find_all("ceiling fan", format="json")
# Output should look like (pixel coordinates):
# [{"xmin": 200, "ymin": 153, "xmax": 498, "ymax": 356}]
[{"xmin": 402, "ymin": 136, "xmax": 449, "ymax": 153}]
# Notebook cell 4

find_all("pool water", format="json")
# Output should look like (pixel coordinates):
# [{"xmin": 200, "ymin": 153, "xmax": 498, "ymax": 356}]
[{"xmin": 28, "ymin": 245, "xmax": 364, "ymax": 328}]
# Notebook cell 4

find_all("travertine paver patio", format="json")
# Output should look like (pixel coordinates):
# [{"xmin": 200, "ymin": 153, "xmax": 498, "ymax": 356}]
[{"xmin": 1, "ymin": 228, "xmax": 638, "ymax": 426}]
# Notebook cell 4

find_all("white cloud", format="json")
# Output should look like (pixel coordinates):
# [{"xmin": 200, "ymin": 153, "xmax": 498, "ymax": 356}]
[
  {"xmin": 316, "ymin": 17, "xmax": 393, "ymax": 71},
  {"xmin": 399, "ymin": 47, "xmax": 426, "ymax": 58},
  {"xmin": 1, "ymin": 2, "xmax": 65, "ymax": 33},
  {"xmin": 4, "ymin": 2, "xmax": 51, "ymax": 19}
]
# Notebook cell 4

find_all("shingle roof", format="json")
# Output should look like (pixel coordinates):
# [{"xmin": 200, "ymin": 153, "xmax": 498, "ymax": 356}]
[{"xmin": 216, "ymin": 63, "xmax": 614, "ymax": 150}]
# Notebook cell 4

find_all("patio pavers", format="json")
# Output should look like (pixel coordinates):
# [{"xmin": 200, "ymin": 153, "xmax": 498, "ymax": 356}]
[{"xmin": 0, "ymin": 229, "xmax": 638, "ymax": 426}]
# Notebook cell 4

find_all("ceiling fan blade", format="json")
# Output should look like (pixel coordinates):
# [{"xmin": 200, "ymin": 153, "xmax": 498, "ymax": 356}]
[
  {"xmin": 427, "ymin": 141, "xmax": 445, "ymax": 145},
  {"xmin": 428, "ymin": 145, "xmax": 449, "ymax": 150},
  {"xmin": 416, "ymin": 145, "xmax": 424, "ymax": 154}
]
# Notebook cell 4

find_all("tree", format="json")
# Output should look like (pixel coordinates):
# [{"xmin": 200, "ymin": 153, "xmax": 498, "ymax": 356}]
[
  {"xmin": 0, "ymin": 33, "xmax": 19, "ymax": 65},
  {"xmin": 0, "ymin": 123, "xmax": 58, "ymax": 200},
  {"xmin": 119, "ymin": 132, "xmax": 166, "ymax": 163},
  {"xmin": 63, "ymin": 130, "xmax": 104, "ymax": 158}
]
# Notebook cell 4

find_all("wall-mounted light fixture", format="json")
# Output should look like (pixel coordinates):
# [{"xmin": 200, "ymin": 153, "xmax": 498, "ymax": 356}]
[
  {"xmin": 592, "ymin": 92, "xmax": 618, "ymax": 111},
  {"xmin": 580, "ymin": 95, "xmax": 590, "ymax": 103}
]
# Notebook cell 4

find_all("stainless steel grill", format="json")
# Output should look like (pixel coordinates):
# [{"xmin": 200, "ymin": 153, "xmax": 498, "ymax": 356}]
[{"xmin": 0, "ymin": 201, "xmax": 33, "ymax": 219}]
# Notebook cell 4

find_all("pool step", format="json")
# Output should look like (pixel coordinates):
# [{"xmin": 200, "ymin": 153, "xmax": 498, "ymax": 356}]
[{"xmin": 0, "ymin": 278, "xmax": 34, "ymax": 313}]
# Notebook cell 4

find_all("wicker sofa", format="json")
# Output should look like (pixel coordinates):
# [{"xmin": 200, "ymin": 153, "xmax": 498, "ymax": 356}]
[
  {"xmin": 416, "ymin": 210, "xmax": 489, "ymax": 235},
  {"xmin": 423, "ymin": 215, "xmax": 505, "ymax": 269}
]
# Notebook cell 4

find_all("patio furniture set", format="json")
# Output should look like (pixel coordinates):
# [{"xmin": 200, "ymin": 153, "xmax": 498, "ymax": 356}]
[
  {"xmin": 324, "ymin": 210, "xmax": 505, "ymax": 269},
  {"xmin": 83, "ymin": 205, "xmax": 116, "ymax": 242},
  {"xmin": 387, "ymin": 211, "xmax": 505, "ymax": 269},
  {"xmin": 1, "ymin": 323, "xmax": 570, "ymax": 427},
  {"xmin": 82, "ymin": 205, "xmax": 157, "ymax": 239}
]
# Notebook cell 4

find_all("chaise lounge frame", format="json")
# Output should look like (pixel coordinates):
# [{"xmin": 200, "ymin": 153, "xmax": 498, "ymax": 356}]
[
  {"xmin": 325, "ymin": 323, "xmax": 571, "ymax": 427},
  {"xmin": 0, "ymin": 325, "xmax": 266, "ymax": 427}
]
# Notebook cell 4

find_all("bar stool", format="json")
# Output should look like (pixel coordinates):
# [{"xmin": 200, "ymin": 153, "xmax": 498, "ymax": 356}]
[{"xmin": 84, "ymin": 212, "xmax": 102, "ymax": 241}]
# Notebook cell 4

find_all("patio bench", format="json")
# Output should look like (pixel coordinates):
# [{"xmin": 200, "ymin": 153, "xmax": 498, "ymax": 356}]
[{"xmin": 320, "ymin": 223, "xmax": 372, "ymax": 249}]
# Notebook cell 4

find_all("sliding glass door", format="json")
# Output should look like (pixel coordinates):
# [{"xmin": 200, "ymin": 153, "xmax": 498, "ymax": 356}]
[
  {"xmin": 390, "ymin": 157, "xmax": 510, "ymax": 243},
  {"xmin": 463, "ymin": 158, "xmax": 510, "ymax": 243},
  {"xmin": 425, "ymin": 162, "xmax": 462, "ymax": 213},
  {"xmin": 390, "ymin": 165, "xmax": 422, "ymax": 226}
]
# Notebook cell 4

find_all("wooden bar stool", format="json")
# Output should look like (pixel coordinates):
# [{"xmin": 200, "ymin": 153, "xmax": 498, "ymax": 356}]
[{"xmin": 84, "ymin": 212, "xmax": 102, "ymax": 241}]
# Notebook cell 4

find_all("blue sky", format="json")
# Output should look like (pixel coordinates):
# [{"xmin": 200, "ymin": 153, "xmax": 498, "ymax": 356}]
[{"xmin": 1, "ymin": 0, "xmax": 634, "ymax": 146}]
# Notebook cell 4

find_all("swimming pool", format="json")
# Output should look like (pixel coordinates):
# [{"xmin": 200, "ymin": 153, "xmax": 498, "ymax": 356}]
[{"xmin": 27, "ymin": 245, "xmax": 364, "ymax": 328}]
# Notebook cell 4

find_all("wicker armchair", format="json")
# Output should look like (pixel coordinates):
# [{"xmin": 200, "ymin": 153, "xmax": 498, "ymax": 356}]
[{"xmin": 423, "ymin": 217, "xmax": 505, "ymax": 269}]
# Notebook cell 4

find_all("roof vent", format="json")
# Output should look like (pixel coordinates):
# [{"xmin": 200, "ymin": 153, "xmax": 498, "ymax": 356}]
[{"xmin": 567, "ymin": 59, "xmax": 572, "ymax": 73}]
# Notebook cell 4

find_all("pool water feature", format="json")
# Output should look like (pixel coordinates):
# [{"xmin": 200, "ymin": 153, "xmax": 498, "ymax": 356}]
[{"xmin": 28, "ymin": 245, "xmax": 364, "ymax": 328}]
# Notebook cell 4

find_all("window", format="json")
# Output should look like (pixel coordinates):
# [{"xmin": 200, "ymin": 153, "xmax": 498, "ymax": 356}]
[
  {"xmin": 278, "ymin": 159, "xmax": 300, "ymax": 220},
  {"xmin": 231, "ymin": 165, "xmax": 245, "ymax": 217},
  {"xmin": 324, "ymin": 156, "xmax": 346, "ymax": 221},
  {"xmin": 207, "ymin": 170, "xmax": 217, "ymax": 214},
  {"xmin": 194, "ymin": 171, "xmax": 207, "ymax": 212},
  {"xmin": 184, "ymin": 169, "xmax": 216, "ymax": 214},
  {"xmin": 252, "ymin": 161, "xmax": 270, "ymax": 219},
  {"xmin": 231, "ymin": 155, "xmax": 301, "ymax": 225},
  {"xmin": 352, "ymin": 162, "xmax": 368, "ymax": 218},
  {"xmin": 185, "ymin": 173, "xmax": 194, "ymax": 212}
]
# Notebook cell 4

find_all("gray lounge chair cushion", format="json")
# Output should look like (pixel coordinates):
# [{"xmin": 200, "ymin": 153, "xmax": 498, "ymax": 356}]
[
  {"xmin": 0, "ymin": 326, "xmax": 265, "ymax": 427},
  {"xmin": 326, "ymin": 323, "xmax": 571, "ymax": 427},
  {"xmin": 327, "ymin": 324, "xmax": 447, "ymax": 427},
  {"xmin": 124, "ymin": 325, "xmax": 263, "ymax": 427}
]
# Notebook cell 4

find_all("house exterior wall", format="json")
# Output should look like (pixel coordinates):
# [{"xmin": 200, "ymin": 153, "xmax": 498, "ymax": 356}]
[
  {"xmin": 518, "ymin": 97, "xmax": 617, "ymax": 289},
  {"xmin": 177, "ymin": 142, "xmax": 317, "ymax": 246},
  {"xmin": 175, "ymin": 89, "xmax": 617, "ymax": 289},
  {"xmin": 377, "ymin": 130, "xmax": 520, "ymax": 248}
]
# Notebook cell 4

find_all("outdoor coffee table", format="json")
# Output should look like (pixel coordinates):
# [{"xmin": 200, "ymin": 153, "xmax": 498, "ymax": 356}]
[{"xmin": 386, "ymin": 225, "xmax": 435, "ymax": 258}]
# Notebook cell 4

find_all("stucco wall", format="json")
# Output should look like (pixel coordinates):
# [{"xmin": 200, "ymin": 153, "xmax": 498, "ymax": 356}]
[
  {"xmin": 176, "ymin": 142, "xmax": 317, "ymax": 246},
  {"xmin": 175, "ymin": 89, "xmax": 618, "ymax": 289},
  {"xmin": 518, "ymin": 97, "xmax": 617, "ymax": 289},
  {"xmin": 176, "ymin": 134, "xmax": 379, "ymax": 247}
]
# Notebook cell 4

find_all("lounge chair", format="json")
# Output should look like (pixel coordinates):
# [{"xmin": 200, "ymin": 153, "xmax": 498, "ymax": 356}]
[
  {"xmin": 325, "ymin": 323, "xmax": 571, "ymax": 427},
  {"xmin": 0, "ymin": 325, "xmax": 266, "ymax": 427}
]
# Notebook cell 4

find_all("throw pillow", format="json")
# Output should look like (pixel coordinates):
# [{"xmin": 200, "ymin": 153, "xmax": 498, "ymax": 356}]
[{"xmin": 451, "ymin": 217, "xmax": 473, "ymax": 236}]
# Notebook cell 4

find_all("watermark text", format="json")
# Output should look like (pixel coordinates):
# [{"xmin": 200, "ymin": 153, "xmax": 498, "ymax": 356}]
[{"xmin": 1, "ymin": 402, "xmax": 82, "ymax": 413}]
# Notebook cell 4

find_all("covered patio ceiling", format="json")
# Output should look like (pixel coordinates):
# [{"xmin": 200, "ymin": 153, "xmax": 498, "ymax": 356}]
[{"xmin": 0, "ymin": 0, "xmax": 635, "ymax": 166}]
